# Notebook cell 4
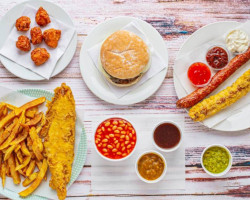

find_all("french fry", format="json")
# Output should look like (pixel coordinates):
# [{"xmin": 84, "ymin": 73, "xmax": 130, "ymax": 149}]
[
  {"xmin": 5, "ymin": 103, "xmax": 17, "ymax": 111},
  {"xmin": 20, "ymin": 141, "xmax": 30, "ymax": 156},
  {"xmin": 25, "ymin": 112, "xmax": 43, "ymax": 126},
  {"xmin": 1, "ymin": 162, "xmax": 6, "ymax": 187},
  {"xmin": 0, "ymin": 121, "xmax": 16, "ymax": 145},
  {"xmin": 16, "ymin": 150, "xmax": 23, "ymax": 163},
  {"xmin": 6, "ymin": 162, "xmax": 11, "ymax": 177},
  {"xmin": 0, "ymin": 151, "xmax": 2, "ymax": 163},
  {"xmin": 36, "ymin": 125, "xmax": 42, "ymax": 135},
  {"xmin": 15, "ymin": 156, "xmax": 31, "ymax": 171},
  {"xmin": 10, "ymin": 125, "xmax": 29, "ymax": 146},
  {"xmin": 0, "ymin": 104, "xmax": 7, "ymax": 119},
  {"xmin": 0, "ymin": 119, "xmax": 20, "ymax": 150},
  {"xmin": 8, "ymin": 153, "xmax": 21, "ymax": 184},
  {"xmin": 26, "ymin": 136, "xmax": 33, "ymax": 151},
  {"xmin": 25, "ymin": 107, "xmax": 38, "ymax": 118},
  {"xmin": 0, "ymin": 97, "xmax": 46, "ymax": 131},
  {"xmin": 29, "ymin": 127, "xmax": 43, "ymax": 152},
  {"xmin": 32, "ymin": 148, "xmax": 43, "ymax": 161},
  {"xmin": 15, "ymin": 155, "xmax": 25, "ymax": 177},
  {"xmin": 14, "ymin": 144, "xmax": 21, "ymax": 153},
  {"xmin": 19, "ymin": 159, "xmax": 48, "ymax": 197},
  {"xmin": 4, "ymin": 144, "xmax": 16, "ymax": 161},
  {"xmin": 22, "ymin": 172, "xmax": 38, "ymax": 187},
  {"xmin": 35, "ymin": 160, "xmax": 42, "ymax": 170},
  {"xmin": 26, "ymin": 160, "xmax": 36, "ymax": 176}
]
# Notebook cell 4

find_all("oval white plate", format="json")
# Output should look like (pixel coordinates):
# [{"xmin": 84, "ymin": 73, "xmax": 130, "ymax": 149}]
[
  {"xmin": 0, "ymin": 0, "xmax": 77, "ymax": 81},
  {"xmin": 79, "ymin": 16, "xmax": 168, "ymax": 105},
  {"xmin": 174, "ymin": 21, "xmax": 250, "ymax": 131}
]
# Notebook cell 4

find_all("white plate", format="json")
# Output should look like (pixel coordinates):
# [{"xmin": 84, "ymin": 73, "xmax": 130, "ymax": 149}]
[
  {"xmin": 79, "ymin": 16, "xmax": 168, "ymax": 105},
  {"xmin": 0, "ymin": 0, "xmax": 77, "ymax": 81},
  {"xmin": 174, "ymin": 21, "xmax": 250, "ymax": 131}
]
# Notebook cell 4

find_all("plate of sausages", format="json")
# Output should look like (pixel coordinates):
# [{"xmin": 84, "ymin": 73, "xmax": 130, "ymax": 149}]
[{"xmin": 174, "ymin": 21, "xmax": 250, "ymax": 131}]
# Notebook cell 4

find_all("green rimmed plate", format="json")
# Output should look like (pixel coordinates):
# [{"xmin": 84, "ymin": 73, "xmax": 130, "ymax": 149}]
[{"xmin": 0, "ymin": 89, "xmax": 87, "ymax": 200}]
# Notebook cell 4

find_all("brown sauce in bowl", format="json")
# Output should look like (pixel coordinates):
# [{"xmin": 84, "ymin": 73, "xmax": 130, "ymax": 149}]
[
  {"xmin": 138, "ymin": 153, "xmax": 165, "ymax": 180},
  {"xmin": 154, "ymin": 123, "xmax": 181, "ymax": 149}
]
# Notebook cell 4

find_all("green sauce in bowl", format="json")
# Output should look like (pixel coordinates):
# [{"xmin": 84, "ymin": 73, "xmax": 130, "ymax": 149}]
[{"xmin": 202, "ymin": 146, "xmax": 230, "ymax": 174}]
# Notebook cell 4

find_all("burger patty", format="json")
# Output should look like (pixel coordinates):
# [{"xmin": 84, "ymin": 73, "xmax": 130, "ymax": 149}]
[{"xmin": 110, "ymin": 75, "xmax": 140, "ymax": 84}]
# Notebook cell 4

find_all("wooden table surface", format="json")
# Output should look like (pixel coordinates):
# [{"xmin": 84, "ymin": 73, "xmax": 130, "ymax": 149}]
[{"xmin": 0, "ymin": 0, "xmax": 250, "ymax": 199}]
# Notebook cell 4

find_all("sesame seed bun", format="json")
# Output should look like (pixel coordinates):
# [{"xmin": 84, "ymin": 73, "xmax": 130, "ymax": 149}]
[{"xmin": 100, "ymin": 30, "xmax": 150, "ymax": 87}]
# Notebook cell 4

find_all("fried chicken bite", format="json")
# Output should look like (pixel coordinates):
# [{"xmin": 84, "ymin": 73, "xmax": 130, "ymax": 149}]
[
  {"xmin": 15, "ymin": 16, "xmax": 31, "ymax": 31},
  {"xmin": 31, "ymin": 48, "xmax": 50, "ymax": 66},
  {"xmin": 30, "ymin": 27, "xmax": 43, "ymax": 45},
  {"xmin": 35, "ymin": 7, "xmax": 51, "ymax": 26},
  {"xmin": 43, "ymin": 28, "xmax": 61, "ymax": 48},
  {"xmin": 16, "ymin": 35, "xmax": 31, "ymax": 51}
]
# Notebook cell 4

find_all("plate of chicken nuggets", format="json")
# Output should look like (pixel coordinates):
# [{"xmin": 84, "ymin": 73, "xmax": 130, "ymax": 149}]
[{"xmin": 0, "ymin": 0, "xmax": 77, "ymax": 80}]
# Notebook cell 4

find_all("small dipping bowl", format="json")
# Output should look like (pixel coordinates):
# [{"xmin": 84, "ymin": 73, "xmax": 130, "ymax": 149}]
[
  {"xmin": 94, "ymin": 117, "xmax": 137, "ymax": 162},
  {"xmin": 152, "ymin": 121, "xmax": 182, "ymax": 153},
  {"xmin": 135, "ymin": 150, "xmax": 167, "ymax": 183},
  {"xmin": 225, "ymin": 29, "xmax": 250, "ymax": 55},
  {"xmin": 187, "ymin": 62, "xmax": 212, "ymax": 88},
  {"xmin": 201, "ymin": 144, "xmax": 232, "ymax": 177},
  {"xmin": 205, "ymin": 45, "xmax": 230, "ymax": 71}
]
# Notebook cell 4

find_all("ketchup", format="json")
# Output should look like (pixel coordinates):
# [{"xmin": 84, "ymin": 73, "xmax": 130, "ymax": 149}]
[
  {"xmin": 188, "ymin": 62, "xmax": 211, "ymax": 87},
  {"xmin": 206, "ymin": 47, "xmax": 228, "ymax": 69}
]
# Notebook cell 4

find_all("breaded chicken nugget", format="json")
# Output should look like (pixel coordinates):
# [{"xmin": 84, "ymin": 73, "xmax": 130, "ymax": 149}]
[
  {"xmin": 31, "ymin": 48, "xmax": 50, "ymax": 66},
  {"xmin": 35, "ymin": 7, "xmax": 51, "ymax": 26},
  {"xmin": 43, "ymin": 28, "xmax": 61, "ymax": 48},
  {"xmin": 16, "ymin": 16, "xmax": 31, "ymax": 31},
  {"xmin": 30, "ymin": 27, "xmax": 43, "ymax": 45},
  {"xmin": 16, "ymin": 35, "xmax": 31, "ymax": 51}
]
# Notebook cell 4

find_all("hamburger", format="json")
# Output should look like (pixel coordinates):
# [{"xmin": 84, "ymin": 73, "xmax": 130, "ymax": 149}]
[{"xmin": 100, "ymin": 30, "xmax": 150, "ymax": 87}]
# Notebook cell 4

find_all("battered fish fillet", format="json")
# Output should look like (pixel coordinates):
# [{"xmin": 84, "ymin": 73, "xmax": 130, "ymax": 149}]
[
  {"xmin": 189, "ymin": 69, "xmax": 250, "ymax": 121},
  {"xmin": 43, "ymin": 83, "xmax": 76, "ymax": 200}
]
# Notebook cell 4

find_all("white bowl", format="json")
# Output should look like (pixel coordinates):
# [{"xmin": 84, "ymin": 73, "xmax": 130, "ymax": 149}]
[
  {"xmin": 152, "ymin": 121, "xmax": 182, "ymax": 153},
  {"xmin": 201, "ymin": 144, "xmax": 232, "ymax": 177},
  {"xmin": 205, "ymin": 45, "xmax": 230, "ymax": 71},
  {"xmin": 135, "ymin": 150, "xmax": 167, "ymax": 183},
  {"xmin": 93, "ymin": 117, "xmax": 137, "ymax": 162}
]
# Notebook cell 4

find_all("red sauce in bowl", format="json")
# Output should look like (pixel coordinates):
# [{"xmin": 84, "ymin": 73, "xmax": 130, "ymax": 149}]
[
  {"xmin": 187, "ymin": 62, "xmax": 211, "ymax": 87},
  {"xmin": 206, "ymin": 47, "xmax": 228, "ymax": 69}
]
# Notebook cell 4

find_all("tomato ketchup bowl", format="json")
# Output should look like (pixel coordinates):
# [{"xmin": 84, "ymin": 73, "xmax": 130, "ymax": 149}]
[{"xmin": 94, "ymin": 117, "xmax": 137, "ymax": 162}]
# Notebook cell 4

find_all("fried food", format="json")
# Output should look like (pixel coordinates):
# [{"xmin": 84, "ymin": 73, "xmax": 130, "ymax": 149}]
[
  {"xmin": 0, "ymin": 98, "xmax": 47, "ymax": 195},
  {"xmin": 1, "ymin": 162, "xmax": 7, "ymax": 187},
  {"xmin": 29, "ymin": 127, "xmax": 43, "ymax": 161},
  {"xmin": 0, "ymin": 97, "xmax": 45, "ymax": 131},
  {"xmin": 31, "ymin": 48, "xmax": 50, "ymax": 66},
  {"xmin": 19, "ymin": 159, "xmax": 48, "ymax": 197},
  {"xmin": 35, "ymin": 7, "xmax": 51, "ymax": 26},
  {"xmin": 30, "ymin": 27, "xmax": 43, "ymax": 45},
  {"xmin": 8, "ymin": 153, "xmax": 21, "ymax": 184},
  {"xmin": 22, "ymin": 172, "xmax": 38, "ymax": 187},
  {"xmin": 189, "ymin": 69, "xmax": 250, "ymax": 121},
  {"xmin": 16, "ymin": 16, "xmax": 31, "ymax": 31},
  {"xmin": 43, "ymin": 83, "xmax": 76, "ymax": 200},
  {"xmin": 16, "ymin": 35, "xmax": 31, "ymax": 52},
  {"xmin": 43, "ymin": 28, "xmax": 61, "ymax": 48}
]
